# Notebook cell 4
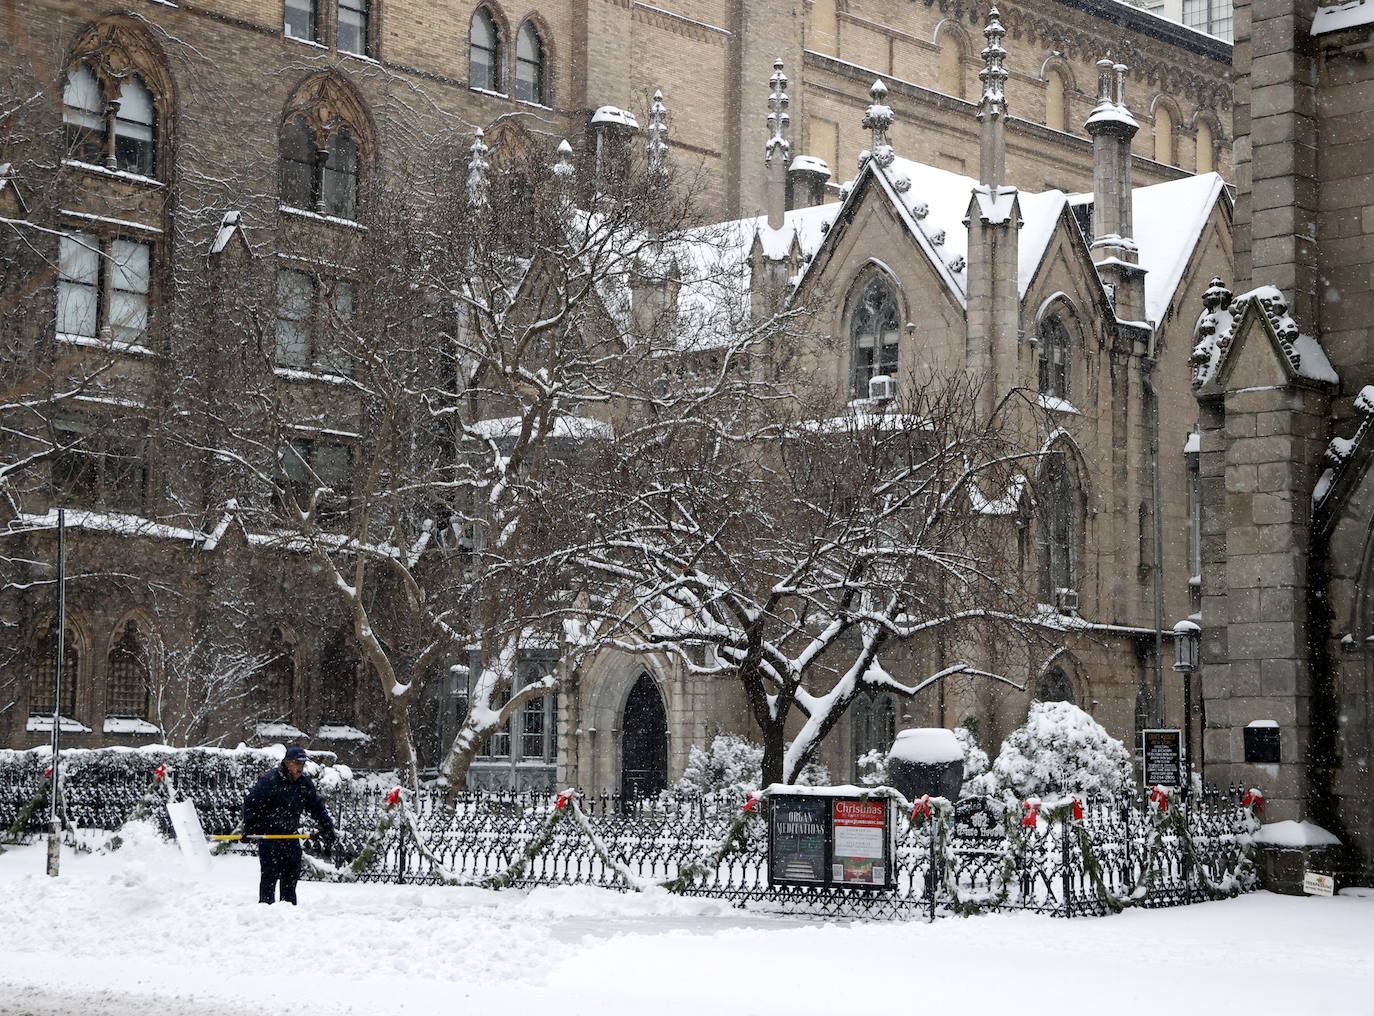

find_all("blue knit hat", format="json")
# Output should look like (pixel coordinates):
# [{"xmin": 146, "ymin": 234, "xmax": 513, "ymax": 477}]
[{"xmin": 283, "ymin": 746, "xmax": 308, "ymax": 762}]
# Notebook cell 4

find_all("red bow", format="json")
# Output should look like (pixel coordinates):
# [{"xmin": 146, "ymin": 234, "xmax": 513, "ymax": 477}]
[
  {"xmin": 911, "ymin": 795, "xmax": 933, "ymax": 822},
  {"xmin": 1071, "ymin": 796, "xmax": 1083, "ymax": 821},
  {"xmin": 43, "ymin": 766, "xmax": 53, "ymax": 778},
  {"xmin": 385, "ymin": 787, "xmax": 401, "ymax": 806},
  {"xmin": 1021, "ymin": 801, "xmax": 1040, "ymax": 827},
  {"xmin": 1242, "ymin": 789, "xmax": 1264, "ymax": 813},
  {"xmin": 153, "ymin": 764, "xmax": 167, "ymax": 782},
  {"xmin": 743, "ymin": 795, "xmax": 763, "ymax": 812},
  {"xmin": 555, "ymin": 793, "xmax": 572, "ymax": 809},
  {"xmin": 1150, "ymin": 785, "xmax": 1170, "ymax": 813}
]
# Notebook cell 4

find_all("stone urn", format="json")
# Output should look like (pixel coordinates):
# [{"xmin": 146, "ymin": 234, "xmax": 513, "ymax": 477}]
[{"xmin": 887, "ymin": 728, "xmax": 964, "ymax": 801}]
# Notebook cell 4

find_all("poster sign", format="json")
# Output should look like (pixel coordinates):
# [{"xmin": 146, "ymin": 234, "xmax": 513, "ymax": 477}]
[
  {"xmin": 1142, "ymin": 729, "xmax": 1183, "ymax": 788},
  {"xmin": 767, "ymin": 792, "xmax": 894, "ymax": 890},
  {"xmin": 1302, "ymin": 871, "xmax": 1335, "ymax": 897},
  {"xmin": 768, "ymin": 796, "xmax": 829, "ymax": 884},
  {"xmin": 832, "ymin": 799, "xmax": 887, "ymax": 886}
]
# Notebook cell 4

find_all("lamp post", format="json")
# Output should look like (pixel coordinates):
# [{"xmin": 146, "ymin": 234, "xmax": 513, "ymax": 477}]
[
  {"xmin": 1172, "ymin": 619, "xmax": 1200, "ymax": 799},
  {"xmin": 46, "ymin": 507, "xmax": 66, "ymax": 877}
]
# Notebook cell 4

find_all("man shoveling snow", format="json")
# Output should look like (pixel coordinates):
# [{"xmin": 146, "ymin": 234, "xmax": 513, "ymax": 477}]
[{"xmin": 241, "ymin": 747, "xmax": 336, "ymax": 905}]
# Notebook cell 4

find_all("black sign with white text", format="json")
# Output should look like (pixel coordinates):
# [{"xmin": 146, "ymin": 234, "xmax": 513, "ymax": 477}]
[{"xmin": 1142, "ymin": 729, "xmax": 1183, "ymax": 788}]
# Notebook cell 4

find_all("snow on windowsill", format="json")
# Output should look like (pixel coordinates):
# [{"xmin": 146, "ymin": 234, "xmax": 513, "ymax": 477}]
[
  {"xmin": 60, "ymin": 160, "xmax": 164, "ymax": 188},
  {"xmin": 255, "ymin": 722, "xmax": 306, "ymax": 740},
  {"xmin": 315, "ymin": 725, "xmax": 371, "ymax": 742},
  {"xmin": 1184, "ymin": 431, "xmax": 1201, "ymax": 455},
  {"xmin": 57, "ymin": 332, "xmax": 156, "ymax": 357},
  {"xmin": 103, "ymin": 717, "xmax": 159, "ymax": 735},
  {"xmin": 26, "ymin": 714, "xmax": 92, "ymax": 734},
  {"xmin": 60, "ymin": 208, "xmax": 163, "ymax": 234},
  {"xmin": 284, "ymin": 34, "xmax": 328, "ymax": 49},
  {"xmin": 273, "ymin": 366, "xmax": 353, "ymax": 386},
  {"xmin": 1036, "ymin": 394, "xmax": 1081, "ymax": 414},
  {"xmin": 340, "ymin": 50, "xmax": 379, "ymax": 64},
  {"xmin": 470, "ymin": 87, "xmax": 510, "ymax": 100},
  {"xmin": 278, "ymin": 205, "xmax": 366, "ymax": 231}
]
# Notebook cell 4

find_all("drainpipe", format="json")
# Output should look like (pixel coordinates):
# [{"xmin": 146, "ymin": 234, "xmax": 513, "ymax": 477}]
[{"xmin": 1143, "ymin": 359, "xmax": 1165, "ymax": 727}]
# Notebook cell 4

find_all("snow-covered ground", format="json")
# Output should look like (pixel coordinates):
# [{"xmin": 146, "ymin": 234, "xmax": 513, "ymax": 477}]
[{"xmin": 2, "ymin": 830, "xmax": 1371, "ymax": 1016}]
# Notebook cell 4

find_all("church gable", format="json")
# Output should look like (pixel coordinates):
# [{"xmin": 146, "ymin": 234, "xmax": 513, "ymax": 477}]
[{"xmin": 1191, "ymin": 282, "xmax": 1339, "ymax": 397}]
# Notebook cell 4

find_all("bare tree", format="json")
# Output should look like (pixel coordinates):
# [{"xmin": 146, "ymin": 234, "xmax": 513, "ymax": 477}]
[{"xmin": 574, "ymin": 373, "xmax": 1051, "ymax": 786}]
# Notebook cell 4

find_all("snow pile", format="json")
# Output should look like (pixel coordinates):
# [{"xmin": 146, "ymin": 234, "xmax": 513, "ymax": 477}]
[
  {"xmin": 1254, "ymin": 820, "xmax": 1342, "ymax": 849},
  {"xmin": 889, "ymin": 728, "xmax": 962, "ymax": 764},
  {"xmin": 978, "ymin": 701, "xmax": 1133, "ymax": 799},
  {"xmin": 674, "ymin": 733, "xmax": 828, "ymax": 797}
]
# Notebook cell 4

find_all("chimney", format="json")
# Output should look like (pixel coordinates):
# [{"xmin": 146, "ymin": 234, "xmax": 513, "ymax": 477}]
[
  {"xmin": 764, "ymin": 59, "xmax": 791, "ymax": 230},
  {"xmin": 786, "ymin": 155, "xmax": 830, "ymax": 210},
  {"xmin": 963, "ymin": 7, "xmax": 1021, "ymax": 417},
  {"xmin": 1084, "ymin": 59, "xmax": 1146, "ymax": 322}
]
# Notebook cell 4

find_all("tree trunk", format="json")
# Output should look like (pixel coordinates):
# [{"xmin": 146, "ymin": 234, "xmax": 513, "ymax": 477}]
[{"xmin": 760, "ymin": 720, "xmax": 788, "ymax": 788}]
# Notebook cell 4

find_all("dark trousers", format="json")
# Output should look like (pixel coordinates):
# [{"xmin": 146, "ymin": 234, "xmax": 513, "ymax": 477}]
[{"xmin": 258, "ymin": 840, "xmax": 303, "ymax": 905}]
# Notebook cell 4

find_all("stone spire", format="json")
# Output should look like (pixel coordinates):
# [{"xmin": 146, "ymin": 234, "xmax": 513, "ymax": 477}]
[
  {"xmin": 764, "ymin": 59, "xmax": 790, "ymax": 229},
  {"xmin": 976, "ymin": 7, "xmax": 1009, "ymax": 189},
  {"xmin": 1084, "ymin": 57, "xmax": 1145, "ymax": 321},
  {"xmin": 466, "ymin": 127, "xmax": 489, "ymax": 211},
  {"xmin": 861, "ymin": 78, "xmax": 895, "ymax": 170},
  {"xmin": 647, "ymin": 89, "xmax": 669, "ymax": 178}
]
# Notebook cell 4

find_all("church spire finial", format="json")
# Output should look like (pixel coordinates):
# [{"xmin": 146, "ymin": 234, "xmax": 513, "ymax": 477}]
[
  {"xmin": 861, "ymin": 78, "xmax": 895, "ymax": 170},
  {"xmin": 976, "ymin": 7, "xmax": 1009, "ymax": 188},
  {"xmin": 764, "ymin": 59, "xmax": 790, "ymax": 166},
  {"xmin": 467, "ymin": 127, "xmax": 490, "ymax": 211},
  {"xmin": 647, "ymin": 89, "xmax": 669, "ymax": 177}
]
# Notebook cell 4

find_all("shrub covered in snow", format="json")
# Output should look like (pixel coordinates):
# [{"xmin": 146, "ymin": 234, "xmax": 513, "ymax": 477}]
[
  {"xmin": 978, "ymin": 701, "xmax": 1132, "ymax": 799},
  {"xmin": 675, "ymin": 734, "xmax": 829, "ymax": 796}
]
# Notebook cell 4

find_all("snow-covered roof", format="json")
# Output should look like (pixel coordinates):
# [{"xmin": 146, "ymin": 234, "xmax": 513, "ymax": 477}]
[
  {"xmin": 788, "ymin": 155, "xmax": 831, "ymax": 177},
  {"xmin": 1069, "ymin": 172, "xmax": 1227, "ymax": 323},
  {"xmin": 467, "ymin": 414, "xmax": 615, "ymax": 441},
  {"xmin": 1312, "ymin": 0, "xmax": 1374, "ymax": 34}
]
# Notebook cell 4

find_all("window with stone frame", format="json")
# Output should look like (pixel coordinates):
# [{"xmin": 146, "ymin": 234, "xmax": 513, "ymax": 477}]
[
  {"xmin": 514, "ymin": 21, "xmax": 545, "ymax": 104},
  {"xmin": 1182, "ymin": 0, "xmax": 1233, "ymax": 41},
  {"xmin": 57, "ymin": 231, "xmax": 153, "ymax": 345},
  {"xmin": 51, "ymin": 416, "xmax": 149, "ymax": 514},
  {"xmin": 281, "ymin": 437, "xmax": 353, "ymax": 528},
  {"xmin": 338, "ymin": 0, "xmax": 370, "ymax": 54},
  {"xmin": 477, "ymin": 653, "xmax": 558, "ymax": 762},
  {"xmin": 1037, "ymin": 444, "xmax": 1082, "ymax": 604},
  {"xmin": 280, "ymin": 116, "xmax": 359, "ymax": 219},
  {"xmin": 106, "ymin": 620, "xmax": 151, "ymax": 719},
  {"xmin": 274, "ymin": 267, "xmax": 354, "ymax": 372},
  {"xmin": 255, "ymin": 630, "xmax": 296, "ymax": 722},
  {"xmin": 62, "ymin": 65, "xmax": 159, "ymax": 177},
  {"xmin": 849, "ymin": 274, "xmax": 901, "ymax": 398},
  {"xmin": 1038, "ymin": 314, "xmax": 1070, "ymax": 401},
  {"xmin": 470, "ymin": 7, "xmax": 502, "ymax": 92},
  {"xmin": 318, "ymin": 632, "xmax": 359, "ymax": 728},
  {"xmin": 31, "ymin": 625, "xmax": 78, "ymax": 719},
  {"xmin": 285, "ymin": 0, "xmax": 319, "ymax": 42}
]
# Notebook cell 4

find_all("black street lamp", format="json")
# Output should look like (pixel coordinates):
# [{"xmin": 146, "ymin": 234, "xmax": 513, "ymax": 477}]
[{"xmin": 1173, "ymin": 619, "xmax": 1200, "ymax": 799}]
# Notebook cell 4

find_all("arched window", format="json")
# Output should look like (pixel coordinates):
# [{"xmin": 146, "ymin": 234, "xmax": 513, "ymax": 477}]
[
  {"xmin": 1154, "ymin": 103, "xmax": 1175, "ymax": 165},
  {"xmin": 338, "ymin": 0, "xmax": 370, "ymax": 55},
  {"xmin": 1037, "ymin": 666, "xmax": 1076, "ymax": 704},
  {"xmin": 851, "ymin": 692, "xmax": 898, "ymax": 781},
  {"xmin": 318, "ymin": 632, "xmax": 358, "ymax": 728},
  {"xmin": 280, "ymin": 116, "xmax": 359, "ymax": 218},
  {"xmin": 62, "ymin": 64, "xmax": 106, "ymax": 165},
  {"xmin": 1045, "ymin": 69, "xmax": 1067, "ymax": 133},
  {"xmin": 1195, "ymin": 118, "xmax": 1214, "ymax": 174},
  {"xmin": 256, "ymin": 630, "xmax": 295, "ymax": 722},
  {"xmin": 32, "ymin": 626, "xmax": 78, "ymax": 718},
  {"xmin": 849, "ymin": 274, "xmax": 901, "ymax": 397},
  {"xmin": 1038, "ymin": 315, "xmax": 1070, "ymax": 401},
  {"xmin": 107, "ymin": 620, "xmax": 150, "ymax": 718},
  {"xmin": 938, "ymin": 31, "xmax": 966, "ymax": 99},
  {"xmin": 470, "ymin": 7, "xmax": 501, "ymax": 92},
  {"xmin": 1037, "ymin": 444, "xmax": 1082, "ymax": 603},
  {"xmin": 114, "ymin": 75, "xmax": 156, "ymax": 176},
  {"xmin": 515, "ymin": 22, "xmax": 545, "ymax": 104}
]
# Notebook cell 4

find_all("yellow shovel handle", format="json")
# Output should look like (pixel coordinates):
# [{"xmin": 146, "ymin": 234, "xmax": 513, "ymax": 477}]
[{"xmin": 209, "ymin": 834, "xmax": 312, "ymax": 840}]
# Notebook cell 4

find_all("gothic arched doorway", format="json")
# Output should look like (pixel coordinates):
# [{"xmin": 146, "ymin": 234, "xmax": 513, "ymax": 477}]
[{"xmin": 620, "ymin": 672, "xmax": 667, "ymax": 800}]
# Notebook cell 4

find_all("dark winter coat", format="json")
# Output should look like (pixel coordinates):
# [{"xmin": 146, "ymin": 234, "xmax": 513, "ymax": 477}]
[{"xmin": 242, "ymin": 766, "xmax": 335, "ymax": 838}]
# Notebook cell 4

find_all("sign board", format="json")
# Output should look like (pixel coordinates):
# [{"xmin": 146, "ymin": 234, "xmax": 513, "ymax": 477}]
[
  {"xmin": 1302, "ymin": 871, "xmax": 1335, "ymax": 897},
  {"xmin": 166, "ymin": 799, "xmax": 212, "ymax": 873},
  {"xmin": 1142, "ymin": 729, "xmax": 1183, "ymax": 788},
  {"xmin": 1244, "ymin": 725, "xmax": 1281, "ymax": 764},
  {"xmin": 768, "ymin": 793, "xmax": 895, "ymax": 891},
  {"xmin": 768, "ymin": 796, "xmax": 829, "ymax": 884},
  {"xmin": 832, "ymin": 800, "xmax": 887, "ymax": 886}
]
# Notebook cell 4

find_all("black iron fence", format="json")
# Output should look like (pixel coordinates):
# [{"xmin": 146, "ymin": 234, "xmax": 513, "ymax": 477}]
[{"xmin": 1, "ymin": 756, "xmax": 1260, "ymax": 920}]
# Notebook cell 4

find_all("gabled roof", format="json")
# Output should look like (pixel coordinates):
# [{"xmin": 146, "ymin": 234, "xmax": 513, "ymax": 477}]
[
  {"xmin": 1191, "ymin": 280, "xmax": 1339, "ymax": 393},
  {"xmin": 1315, "ymin": 385, "xmax": 1374, "ymax": 528}
]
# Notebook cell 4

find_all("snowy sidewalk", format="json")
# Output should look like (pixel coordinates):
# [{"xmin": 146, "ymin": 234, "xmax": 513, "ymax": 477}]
[{"xmin": 2, "ymin": 832, "xmax": 1371, "ymax": 1016}]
